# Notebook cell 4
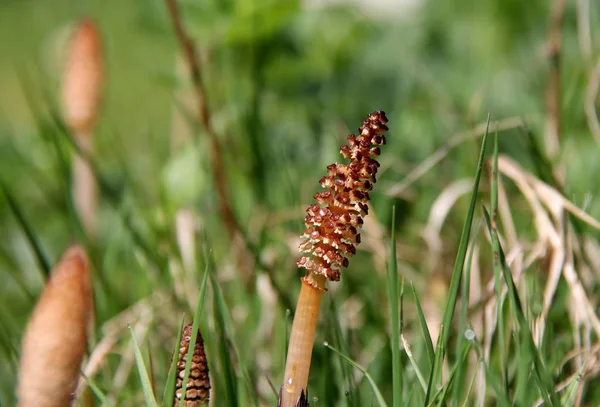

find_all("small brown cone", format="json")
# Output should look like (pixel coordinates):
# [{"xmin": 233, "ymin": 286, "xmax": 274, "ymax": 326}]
[
  {"xmin": 61, "ymin": 18, "xmax": 104, "ymax": 137},
  {"xmin": 17, "ymin": 245, "xmax": 93, "ymax": 407},
  {"xmin": 174, "ymin": 323, "xmax": 211, "ymax": 406}
]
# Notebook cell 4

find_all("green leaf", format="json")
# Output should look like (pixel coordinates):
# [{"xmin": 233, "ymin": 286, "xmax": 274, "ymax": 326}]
[
  {"xmin": 162, "ymin": 315, "xmax": 186, "ymax": 407},
  {"xmin": 0, "ymin": 182, "xmax": 50, "ymax": 278},
  {"xmin": 410, "ymin": 282, "xmax": 434, "ymax": 370},
  {"xmin": 425, "ymin": 115, "xmax": 490, "ymax": 405},
  {"xmin": 129, "ymin": 326, "xmax": 159, "ymax": 407},
  {"xmin": 451, "ymin": 222, "xmax": 480, "ymax": 406},
  {"xmin": 386, "ymin": 206, "xmax": 402, "ymax": 407},
  {"xmin": 489, "ymin": 132, "xmax": 508, "ymax": 392}
]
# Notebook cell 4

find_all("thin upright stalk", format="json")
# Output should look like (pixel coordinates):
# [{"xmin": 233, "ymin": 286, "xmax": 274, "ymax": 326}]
[
  {"xmin": 280, "ymin": 275, "xmax": 325, "ymax": 407},
  {"xmin": 163, "ymin": 0, "xmax": 255, "ymax": 288}
]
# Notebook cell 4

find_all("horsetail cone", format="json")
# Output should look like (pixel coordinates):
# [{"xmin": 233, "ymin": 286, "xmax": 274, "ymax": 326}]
[
  {"xmin": 61, "ymin": 18, "xmax": 104, "ymax": 137},
  {"xmin": 17, "ymin": 245, "xmax": 93, "ymax": 407},
  {"xmin": 174, "ymin": 323, "xmax": 211, "ymax": 407},
  {"xmin": 297, "ymin": 110, "xmax": 388, "ymax": 286},
  {"xmin": 62, "ymin": 18, "xmax": 104, "ymax": 239},
  {"xmin": 280, "ymin": 111, "xmax": 388, "ymax": 407}
]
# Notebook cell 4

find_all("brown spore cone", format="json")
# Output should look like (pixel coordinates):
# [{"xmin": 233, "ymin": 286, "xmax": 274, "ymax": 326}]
[
  {"xmin": 297, "ymin": 110, "xmax": 388, "ymax": 283},
  {"xmin": 174, "ymin": 323, "xmax": 210, "ymax": 406}
]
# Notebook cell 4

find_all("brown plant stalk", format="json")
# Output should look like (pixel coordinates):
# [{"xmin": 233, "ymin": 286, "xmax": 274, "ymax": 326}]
[
  {"xmin": 163, "ymin": 0, "xmax": 256, "ymax": 288},
  {"xmin": 17, "ymin": 245, "xmax": 93, "ymax": 407},
  {"xmin": 279, "ymin": 111, "xmax": 389, "ymax": 407},
  {"xmin": 62, "ymin": 18, "xmax": 104, "ymax": 239},
  {"xmin": 174, "ymin": 323, "xmax": 211, "ymax": 407}
]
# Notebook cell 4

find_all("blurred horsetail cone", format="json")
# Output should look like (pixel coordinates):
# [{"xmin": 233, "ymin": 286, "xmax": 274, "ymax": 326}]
[
  {"xmin": 61, "ymin": 18, "xmax": 104, "ymax": 136},
  {"xmin": 62, "ymin": 18, "xmax": 104, "ymax": 238},
  {"xmin": 174, "ymin": 323, "xmax": 211, "ymax": 406},
  {"xmin": 17, "ymin": 245, "xmax": 93, "ymax": 407}
]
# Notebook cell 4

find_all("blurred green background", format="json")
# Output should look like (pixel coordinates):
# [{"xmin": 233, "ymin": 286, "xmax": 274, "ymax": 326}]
[{"xmin": 1, "ymin": 0, "xmax": 600, "ymax": 405}]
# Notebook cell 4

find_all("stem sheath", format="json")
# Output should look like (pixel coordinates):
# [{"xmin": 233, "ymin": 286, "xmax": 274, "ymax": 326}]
[{"xmin": 280, "ymin": 275, "xmax": 325, "ymax": 407}]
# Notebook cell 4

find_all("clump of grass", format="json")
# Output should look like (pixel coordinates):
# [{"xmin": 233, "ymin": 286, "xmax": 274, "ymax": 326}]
[
  {"xmin": 17, "ymin": 245, "xmax": 93, "ymax": 407},
  {"xmin": 279, "ymin": 110, "xmax": 388, "ymax": 407}
]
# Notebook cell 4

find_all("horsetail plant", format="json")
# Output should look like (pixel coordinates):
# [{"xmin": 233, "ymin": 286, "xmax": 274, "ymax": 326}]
[
  {"xmin": 17, "ymin": 245, "xmax": 93, "ymax": 407},
  {"xmin": 173, "ymin": 323, "xmax": 211, "ymax": 407},
  {"xmin": 61, "ymin": 18, "xmax": 104, "ymax": 239},
  {"xmin": 279, "ymin": 111, "xmax": 388, "ymax": 407}
]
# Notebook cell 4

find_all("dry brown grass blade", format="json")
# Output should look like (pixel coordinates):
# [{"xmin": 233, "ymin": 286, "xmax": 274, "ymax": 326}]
[
  {"xmin": 17, "ymin": 245, "xmax": 93, "ymax": 407},
  {"xmin": 498, "ymin": 156, "xmax": 600, "ymax": 230},
  {"xmin": 423, "ymin": 178, "xmax": 473, "ymax": 261},
  {"xmin": 497, "ymin": 155, "xmax": 568, "ymax": 343},
  {"xmin": 497, "ymin": 155, "xmax": 600, "ymax": 345}
]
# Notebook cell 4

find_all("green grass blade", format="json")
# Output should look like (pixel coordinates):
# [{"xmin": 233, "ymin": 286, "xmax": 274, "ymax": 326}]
[
  {"xmin": 481, "ymin": 204, "xmax": 560, "ymax": 406},
  {"xmin": 471, "ymin": 338, "xmax": 511, "ymax": 407},
  {"xmin": 324, "ymin": 342, "xmax": 388, "ymax": 407},
  {"xmin": 179, "ymin": 263, "xmax": 210, "ymax": 407},
  {"xmin": 427, "ymin": 341, "xmax": 471, "ymax": 406},
  {"xmin": 209, "ymin": 269, "xmax": 258, "ymax": 406},
  {"xmin": 452, "ymin": 222, "xmax": 480, "ymax": 406},
  {"xmin": 489, "ymin": 133, "xmax": 508, "ymax": 391},
  {"xmin": 209, "ymin": 273, "xmax": 240, "ymax": 407},
  {"xmin": 81, "ymin": 372, "xmax": 114, "ymax": 407},
  {"xmin": 425, "ymin": 116, "xmax": 490, "ymax": 405},
  {"xmin": 48, "ymin": 123, "xmax": 89, "ymax": 243},
  {"xmin": 520, "ymin": 126, "xmax": 558, "ymax": 188},
  {"xmin": 562, "ymin": 363, "xmax": 586, "ymax": 407},
  {"xmin": 0, "ymin": 182, "xmax": 51, "ymax": 277},
  {"xmin": 410, "ymin": 282, "xmax": 434, "ymax": 369},
  {"xmin": 324, "ymin": 297, "xmax": 359, "ymax": 404},
  {"xmin": 129, "ymin": 326, "xmax": 159, "ymax": 407},
  {"xmin": 200, "ymin": 231, "xmax": 257, "ymax": 405},
  {"xmin": 461, "ymin": 358, "xmax": 481, "ymax": 407},
  {"xmin": 386, "ymin": 206, "xmax": 402, "ymax": 407},
  {"xmin": 401, "ymin": 279, "xmax": 429, "ymax": 394},
  {"xmin": 401, "ymin": 333, "xmax": 427, "ymax": 393},
  {"xmin": 424, "ymin": 330, "xmax": 444, "ymax": 404},
  {"xmin": 162, "ymin": 315, "xmax": 186, "ymax": 407}
]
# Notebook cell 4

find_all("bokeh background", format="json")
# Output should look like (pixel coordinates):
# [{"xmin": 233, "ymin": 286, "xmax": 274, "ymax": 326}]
[{"xmin": 1, "ymin": 0, "xmax": 600, "ymax": 405}]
